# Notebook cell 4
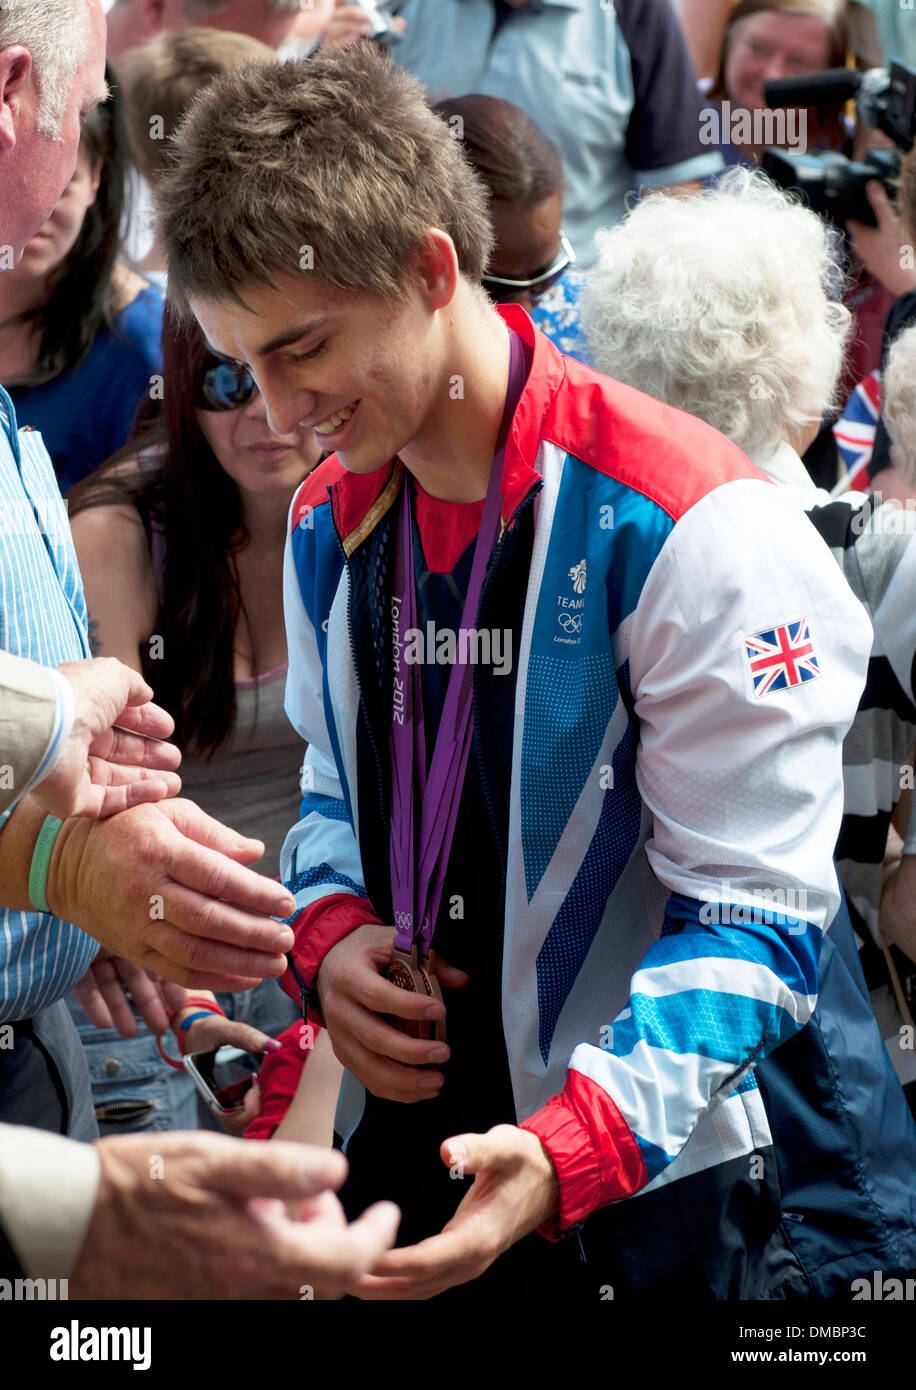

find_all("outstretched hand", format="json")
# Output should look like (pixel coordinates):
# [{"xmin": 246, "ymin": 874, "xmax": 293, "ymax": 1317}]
[
  {"xmin": 34, "ymin": 658, "xmax": 182, "ymax": 820},
  {"xmin": 349, "ymin": 1124, "xmax": 559, "ymax": 1299}
]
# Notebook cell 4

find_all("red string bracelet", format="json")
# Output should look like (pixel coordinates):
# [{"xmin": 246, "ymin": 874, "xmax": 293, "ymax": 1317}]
[{"xmin": 156, "ymin": 996, "xmax": 227, "ymax": 1070}]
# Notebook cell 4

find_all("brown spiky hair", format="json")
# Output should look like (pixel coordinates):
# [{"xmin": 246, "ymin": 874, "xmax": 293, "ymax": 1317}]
[{"xmin": 156, "ymin": 43, "xmax": 495, "ymax": 319}]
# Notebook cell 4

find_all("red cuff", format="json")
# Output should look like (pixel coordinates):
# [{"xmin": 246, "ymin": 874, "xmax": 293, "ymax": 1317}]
[
  {"xmin": 244, "ymin": 1019, "xmax": 319, "ymax": 1141},
  {"xmin": 520, "ymin": 1070, "xmax": 647, "ymax": 1240},
  {"xmin": 280, "ymin": 893, "xmax": 382, "ymax": 1008}
]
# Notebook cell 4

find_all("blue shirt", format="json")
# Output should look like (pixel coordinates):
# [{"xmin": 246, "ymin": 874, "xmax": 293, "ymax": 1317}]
[
  {"xmin": 9, "ymin": 285, "xmax": 164, "ymax": 493},
  {"xmin": 855, "ymin": 0, "xmax": 916, "ymax": 67},
  {"xmin": 391, "ymin": 0, "xmax": 723, "ymax": 265},
  {"xmin": 0, "ymin": 386, "xmax": 98, "ymax": 1021}
]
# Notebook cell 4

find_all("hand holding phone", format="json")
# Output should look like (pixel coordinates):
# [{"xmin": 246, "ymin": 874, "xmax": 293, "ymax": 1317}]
[{"xmin": 184, "ymin": 1045, "xmax": 262, "ymax": 1115}]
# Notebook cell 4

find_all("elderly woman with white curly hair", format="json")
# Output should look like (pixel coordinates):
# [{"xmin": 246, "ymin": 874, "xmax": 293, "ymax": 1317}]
[
  {"xmin": 581, "ymin": 165, "xmax": 849, "ymax": 502},
  {"xmin": 584, "ymin": 165, "xmax": 916, "ymax": 1112}
]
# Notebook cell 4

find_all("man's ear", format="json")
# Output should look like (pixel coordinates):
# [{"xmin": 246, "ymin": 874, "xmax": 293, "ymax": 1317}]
[
  {"xmin": 0, "ymin": 47, "xmax": 33, "ymax": 153},
  {"xmin": 413, "ymin": 229, "xmax": 460, "ymax": 312}
]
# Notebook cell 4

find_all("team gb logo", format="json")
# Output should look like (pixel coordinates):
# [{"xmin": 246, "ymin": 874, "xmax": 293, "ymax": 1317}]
[{"xmin": 569, "ymin": 559, "xmax": 587, "ymax": 594}]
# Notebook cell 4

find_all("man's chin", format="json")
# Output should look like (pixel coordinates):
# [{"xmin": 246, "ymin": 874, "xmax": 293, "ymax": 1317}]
[{"xmin": 335, "ymin": 447, "xmax": 397, "ymax": 475}]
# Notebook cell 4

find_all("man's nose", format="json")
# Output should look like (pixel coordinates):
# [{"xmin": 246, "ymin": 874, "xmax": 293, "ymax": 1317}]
[{"xmin": 257, "ymin": 376, "xmax": 316, "ymax": 436}]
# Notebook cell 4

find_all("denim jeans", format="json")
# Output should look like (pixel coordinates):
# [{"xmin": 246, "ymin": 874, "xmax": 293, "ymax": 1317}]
[{"xmin": 66, "ymin": 995, "xmax": 198, "ymax": 1136}]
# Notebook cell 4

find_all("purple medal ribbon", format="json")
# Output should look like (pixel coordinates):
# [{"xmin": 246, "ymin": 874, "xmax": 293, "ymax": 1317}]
[{"xmin": 388, "ymin": 329, "xmax": 527, "ymax": 958}]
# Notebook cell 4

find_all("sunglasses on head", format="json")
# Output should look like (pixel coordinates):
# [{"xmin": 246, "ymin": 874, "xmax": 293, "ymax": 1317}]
[
  {"xmin": 481, "ymin": 232, "xmax": 576, "ymax": 304},
  {"xmin": 195, "ymin": 355, "xmax": 258, "ymax": 412}
]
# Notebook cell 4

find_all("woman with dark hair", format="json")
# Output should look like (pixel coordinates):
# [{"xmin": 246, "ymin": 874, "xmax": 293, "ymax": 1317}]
[
  {"xmin": 63, "ymin": 305, "xmax": 325, "ymax": 1136},
  {"xmin": 434, "ymin": 94, "xmax": 590, "ymax": 363},
  {"xmin": 0, "ymin": 69, "xmax": 162, "ymax": 492}
]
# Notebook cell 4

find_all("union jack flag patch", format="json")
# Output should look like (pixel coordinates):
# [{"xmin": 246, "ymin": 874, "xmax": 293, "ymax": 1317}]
[{"xmin": 744, "ymin": 618, "xmax": 820, "ymax": 698}]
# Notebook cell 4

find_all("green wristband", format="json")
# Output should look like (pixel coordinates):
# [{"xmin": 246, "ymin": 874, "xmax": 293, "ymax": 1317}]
[{"xmin": 28, "ymin": 815, "xmax": 64, "ymax": 913}]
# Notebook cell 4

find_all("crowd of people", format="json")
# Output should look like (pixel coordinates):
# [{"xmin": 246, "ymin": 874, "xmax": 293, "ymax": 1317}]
[{"xmin": 1, "ymin": 0, "xmax": 916, "ymax": 1306}]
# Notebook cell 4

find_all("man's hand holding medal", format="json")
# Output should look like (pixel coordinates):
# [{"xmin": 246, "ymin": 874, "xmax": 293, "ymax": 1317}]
[{"xmin": 315, "ymin": 923, "xmax": 463, "ymax": 1104}]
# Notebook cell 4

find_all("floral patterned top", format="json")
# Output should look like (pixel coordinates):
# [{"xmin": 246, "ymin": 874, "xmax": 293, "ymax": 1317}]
[{"xmin": 530, "ymin": 272, "xmax": 593, "ymax": 366}]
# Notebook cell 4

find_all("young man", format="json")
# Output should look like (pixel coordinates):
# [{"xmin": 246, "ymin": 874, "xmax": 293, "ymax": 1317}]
[{"xmin": 157, "ymin": 44, "xmax": 915, "ymax": 1299}]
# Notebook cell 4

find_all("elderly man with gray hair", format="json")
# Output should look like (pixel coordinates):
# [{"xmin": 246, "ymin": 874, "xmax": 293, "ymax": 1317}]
[{"xmin": 583, "ymin": 166, "xmax": 916, "ymax": 1119}]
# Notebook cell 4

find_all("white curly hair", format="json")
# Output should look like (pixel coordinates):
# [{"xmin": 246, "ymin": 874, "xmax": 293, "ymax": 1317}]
[
  {"xmin": 0, "ymin": 0, "xmax": 92, "ymax": 136},
  {"xmin": 580, "ymin": 167, "xmax": 852, "ymax": 459},
  {"xmin": 882, "ymin": 325, "xmax": 916, "ymax": 488}
]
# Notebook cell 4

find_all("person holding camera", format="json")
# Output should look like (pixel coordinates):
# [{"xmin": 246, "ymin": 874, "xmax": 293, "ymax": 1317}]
[{"xmin": 843, "ymin": 146, "xmax": 916, "ymax": 499}]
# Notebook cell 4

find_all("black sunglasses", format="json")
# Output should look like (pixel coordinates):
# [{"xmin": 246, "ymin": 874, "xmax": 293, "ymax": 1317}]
[
  {"xmin": 481, "ymin": 232, "xmax": 576, "ymax": 303},
  {"xmin": 196, "ymin": 356, "xmax": 258, "ymax": 412}
]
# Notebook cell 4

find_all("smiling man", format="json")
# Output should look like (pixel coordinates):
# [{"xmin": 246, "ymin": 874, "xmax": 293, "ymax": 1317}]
[{"xmin": 154, "ymin": 43, "xmax": 908, "ymax": 1301}]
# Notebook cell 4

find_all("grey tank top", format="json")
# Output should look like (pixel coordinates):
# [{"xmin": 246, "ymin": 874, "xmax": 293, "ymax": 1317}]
[
  {"xmin": 176, "ymin": 663, "xmax": 303, "ymax": 876},
  {"xmin": 135, "ymin": 445, "xmax": 303, "ymax": 875}
]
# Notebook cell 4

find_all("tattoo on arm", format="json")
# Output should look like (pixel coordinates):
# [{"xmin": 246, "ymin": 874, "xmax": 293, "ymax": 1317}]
[{"xmin": 87, "ymin": 617, "xmax": 102, "ymax": 657}]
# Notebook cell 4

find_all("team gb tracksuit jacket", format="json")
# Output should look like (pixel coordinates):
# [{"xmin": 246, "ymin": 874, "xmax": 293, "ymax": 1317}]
[{"xmin": 279, "ymin": 305, "xmax": 916, "ymax": 1296}]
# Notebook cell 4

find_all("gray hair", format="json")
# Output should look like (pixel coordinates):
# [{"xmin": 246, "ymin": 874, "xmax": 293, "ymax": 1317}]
[
  {"xmin": 882, "ymin": 325, "xmax": 916, "ymax": 488},
  {"xmin": 0, "ymin": 0, "xmax": 91, "ymax": 135},
  {"xmin": 580, "ymin": 166, "xmax": 851, "ymax": 459}
]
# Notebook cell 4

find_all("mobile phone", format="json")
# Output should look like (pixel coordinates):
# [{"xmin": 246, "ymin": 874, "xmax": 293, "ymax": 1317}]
[{"xmin": 183, "ymin": 1045, "xmax": 262, "ymax": 1115}]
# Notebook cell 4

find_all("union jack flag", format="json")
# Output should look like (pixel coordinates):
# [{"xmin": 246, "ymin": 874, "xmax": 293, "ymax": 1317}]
[
  {"xmin": 832, "ymin": 371, "xmax": 881, "ymax": 492},
  {"xmin": 744, "ymin": 618, "xmax": 820, "ymax": 698}
]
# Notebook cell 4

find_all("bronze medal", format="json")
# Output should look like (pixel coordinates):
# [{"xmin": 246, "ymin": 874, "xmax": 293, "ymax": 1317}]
[{"xmin": 384, "ymin": 945, "xmax": 445, "ymax": 1043}]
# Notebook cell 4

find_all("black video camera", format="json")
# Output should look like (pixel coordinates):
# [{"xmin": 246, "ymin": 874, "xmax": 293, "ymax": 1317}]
[{"xmin": 760, "ymin": 61, "xmax": 916, "ymax": 226}]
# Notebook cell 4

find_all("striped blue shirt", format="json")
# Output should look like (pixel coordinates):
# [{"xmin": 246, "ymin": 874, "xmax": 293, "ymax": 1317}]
[{"xmin": 0, "ymin": 385, "xmax": 98, "ymax": 1021}]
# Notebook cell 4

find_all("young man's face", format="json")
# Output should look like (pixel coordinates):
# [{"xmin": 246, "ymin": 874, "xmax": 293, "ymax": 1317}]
[{"xmin": 189, "ymin": 271, "xmax": 442, "ymax": 477}]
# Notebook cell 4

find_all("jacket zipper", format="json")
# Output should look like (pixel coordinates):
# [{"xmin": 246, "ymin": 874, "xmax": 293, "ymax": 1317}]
[{"xmin": 330, "ymin": 485, "xmax": 389, "ymax": 880}]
